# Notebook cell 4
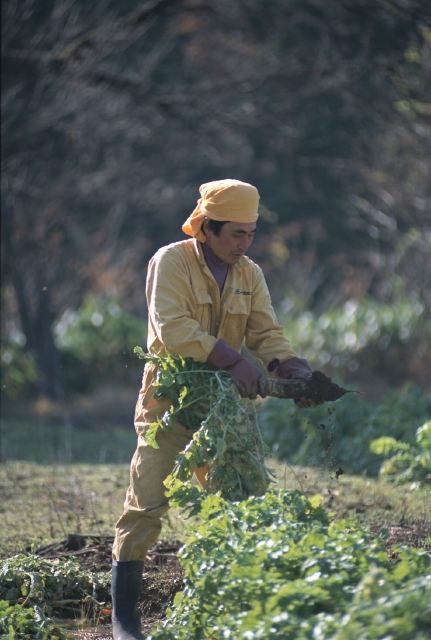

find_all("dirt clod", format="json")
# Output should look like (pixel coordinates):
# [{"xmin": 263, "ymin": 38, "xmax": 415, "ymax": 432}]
[
  {"xmin": 335, "ymin": 467, "xmax": 345, "ymax": 480},
  {"xmin": 306, "ymin": 371, "xmax": 349, "ymax": 404}
]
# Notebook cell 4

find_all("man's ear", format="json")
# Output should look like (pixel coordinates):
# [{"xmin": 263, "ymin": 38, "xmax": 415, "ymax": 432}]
[{"xmin": 202, "ymin": 217, "xmax": 210, "ymax": 238}]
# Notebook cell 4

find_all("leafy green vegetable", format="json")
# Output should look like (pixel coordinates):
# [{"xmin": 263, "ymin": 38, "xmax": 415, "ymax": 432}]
[
  {"xmin": 133, "ymin": 349, "xmax": 431, "ymax": 640},
  {"xmin": 134, "ymin": 348, "xmax": 274, "ymax": 503},
  {"xmin": 0, "ymin": 600, "xmax": 66, "ymax": 640},
  {"xmin": 0, "ymin": 553, "xmax": 109, "ymax": 638},
  {"xmin": 147, "ymin": 489, "xmax": 431, "ymax": 640},
  {"xmin": 0, "ymin": 553, "xmax": 109, "ymax": 614}
]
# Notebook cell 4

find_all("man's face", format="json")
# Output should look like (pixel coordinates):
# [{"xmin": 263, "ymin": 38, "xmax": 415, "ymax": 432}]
[{"xmin": 204, "ymin": 220, "xmax": 257, "ymax": 265}]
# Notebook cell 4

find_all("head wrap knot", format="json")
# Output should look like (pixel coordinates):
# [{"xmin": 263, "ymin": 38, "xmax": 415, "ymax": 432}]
[{"xmin": 182, "ymin": 179, "xmax": 259, "ymax": 242}]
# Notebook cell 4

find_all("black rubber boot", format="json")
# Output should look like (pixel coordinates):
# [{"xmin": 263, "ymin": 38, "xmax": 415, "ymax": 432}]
[{"xmin": 111, "ymin": 560, "xmax": 145, "ymax": 640}]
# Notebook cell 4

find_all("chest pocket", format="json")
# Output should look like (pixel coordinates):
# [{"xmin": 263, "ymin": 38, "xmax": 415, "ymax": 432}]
[
  {"xmin": 220, "ymin": 294, "xmax": 251, "ymax": 351},
  {"xmin": 227, "ymin": 295, "xmax": 251, "ymax": 316},
  {"xmin": 193, "ymin": 289, "xmax": 213, "ymax": 332}
]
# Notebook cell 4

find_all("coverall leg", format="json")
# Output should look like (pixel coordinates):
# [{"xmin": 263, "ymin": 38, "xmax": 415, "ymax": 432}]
[{"xmin": 112, "ymin": 420, "xmax": 194, "ymax": 562}]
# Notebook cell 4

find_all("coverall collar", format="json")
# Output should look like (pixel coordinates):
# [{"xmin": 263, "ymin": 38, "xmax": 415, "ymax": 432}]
[{"xmin": 194, "ymin": 239, "xmax": 248, "ymax": 271}]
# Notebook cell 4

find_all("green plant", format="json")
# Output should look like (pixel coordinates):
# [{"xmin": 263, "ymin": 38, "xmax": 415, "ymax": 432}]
[
  {"xmin": 0, "ymin": 600, "xmax": 66, "ymax": 639},
  {"xmin": 370, "ymin": 420, "xmax": 431, "ymax": 486},
  {"xmin": 54, "ymin": 295, "xmax": 147, "ymax": 390},
  {"xmin": 259, "ymin": 382, "xmax": 431, "ymax": 476},
  {"xmin": 143, "ymin": 348, "xmax": 431, "ymax": 640},
  {"xmin": 0, "ymin": 553, "xmax": 109, "ymax": 613},
  {"xmin": 1, "ymin": 333, "xmax": 38, "ymax": 400},
  {"xmin": 2, "ymin": 295, "xmax": 148, "ymax": 399},
  {"xmin": 278, "ymin": 296, "xmax": 429, "ymax": 372},
  {"xmin": 134, "ymin": 348, "xmax": 274, "ymax": 503},
  {"xmin": 0, "ymin": 553, "xmax": 110, "ymax": 638},
  {"xmin": 147, "ymin": 489, "xmax": 431, "ymax": 640},
  {"xmin": 135, "ymin": 351, "xmax": 431, "ymax": 639}
]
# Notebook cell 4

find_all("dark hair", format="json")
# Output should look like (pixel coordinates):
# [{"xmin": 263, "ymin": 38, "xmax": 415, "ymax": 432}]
[{"xmin": 202, "ymin": 219, "xmax": 227, "ymax": 237}]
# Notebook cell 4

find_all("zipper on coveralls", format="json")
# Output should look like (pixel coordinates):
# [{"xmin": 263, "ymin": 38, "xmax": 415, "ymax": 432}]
[{"xmin": 202, "ymin": 264, "xmax": 222, "ymax": 337}]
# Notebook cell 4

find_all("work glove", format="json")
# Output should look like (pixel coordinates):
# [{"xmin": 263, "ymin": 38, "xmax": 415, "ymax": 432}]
[
  {"xmin": 278, "ymin": 357, "xmax": 313, "ymax": 380},
  {"xmin": 207, "ymin": 339, "xmax": 263, "ymax": 399},
  {"xmin": 267, "ymin": 356, "xmax": 313, "ymax": 379}
]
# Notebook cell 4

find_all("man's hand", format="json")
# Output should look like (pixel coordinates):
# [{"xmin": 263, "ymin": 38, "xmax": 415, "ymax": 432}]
[
  {"xmin": 207, "ymin": 339, "xmax": 262, "ymax": 399},
  {"xmin": 277, "ymin": 357, "xmax": 321, "ymax": 409}
]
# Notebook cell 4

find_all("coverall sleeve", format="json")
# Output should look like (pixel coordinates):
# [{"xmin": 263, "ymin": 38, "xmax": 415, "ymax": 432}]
[
  {"xmin": 245, "ymin": 265, "xmax": 297, "ymax": 370},
  {"xmin": 146, "ymin": 248, "xmax": 217, "ymax": 361}
]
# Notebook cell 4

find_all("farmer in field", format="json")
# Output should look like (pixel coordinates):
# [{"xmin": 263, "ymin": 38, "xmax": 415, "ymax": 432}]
[{"xmin": 111, "ymin": 179, "xmax": 317, "ymax": 639}]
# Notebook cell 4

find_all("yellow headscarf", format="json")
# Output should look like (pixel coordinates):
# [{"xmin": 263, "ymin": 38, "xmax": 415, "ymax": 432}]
[{"xmin": 182, "ymin": 179, "xmax": 259, "ymax": 243}]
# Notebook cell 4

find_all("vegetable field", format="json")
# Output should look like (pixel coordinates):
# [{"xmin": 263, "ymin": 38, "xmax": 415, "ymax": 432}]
[
  {"xmin": 149, "ymin": 491, "xmax": 431, "ymax": 640},
  {"xmin": 1, "ymin": 463, "xmax": 430, "ymax": 638},
  {"xmin": 1, "ymin": 357, "xmax": 430, "ymax": 638}
]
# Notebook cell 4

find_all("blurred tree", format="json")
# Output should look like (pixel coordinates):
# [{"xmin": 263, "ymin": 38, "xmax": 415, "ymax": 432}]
[{"xmin": 1, "ymin": 0, "xmax": 430, "ymax": 397}]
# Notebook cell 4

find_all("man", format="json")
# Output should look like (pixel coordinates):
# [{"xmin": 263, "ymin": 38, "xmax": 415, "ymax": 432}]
[{"xmin": 111, "ymin": 179, "xmax": 317, "ymax": 640}]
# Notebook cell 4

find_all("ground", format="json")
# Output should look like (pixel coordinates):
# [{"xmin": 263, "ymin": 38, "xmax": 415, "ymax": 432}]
[
  {"xmin": 31, "ymin": 536, "xmax": 183, "ymax": 639},
  {"xmin": 1, "ymin": 461, "xmax": 430, "ymax": 638}
]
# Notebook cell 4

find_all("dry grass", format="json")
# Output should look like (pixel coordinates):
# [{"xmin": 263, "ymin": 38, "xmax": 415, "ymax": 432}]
[
  {"xmin": 2, "ymin": 460, "xmax": 430, "ymax": 559},
  {"xmin": 272, "ymin": 459, "xmax": 431, "ymax": 522},
  {"xmin": 0, "ymin": 461, "xmax": 192, "ymax": 558}
]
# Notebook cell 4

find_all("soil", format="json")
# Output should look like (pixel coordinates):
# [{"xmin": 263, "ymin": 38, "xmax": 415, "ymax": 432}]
[
  {"xmin": 334, "ymin": 466, "xmax": 345, "ymax": 480},
  {"xmin": 262, "ymin": 370, "xmax": 351, "ymax": 403},
  {"xmin": 370, "ymin": 524, "xmax": 431, "ymax": 558},
  {"xmin": 305, "ymin": 371, "xmax": 350, "ymax": 403}
]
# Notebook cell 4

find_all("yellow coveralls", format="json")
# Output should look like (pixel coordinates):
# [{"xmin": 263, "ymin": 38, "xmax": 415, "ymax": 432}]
[{"xmin": 112, "ymin": 238, "xmax": 297, "ymax": 561}]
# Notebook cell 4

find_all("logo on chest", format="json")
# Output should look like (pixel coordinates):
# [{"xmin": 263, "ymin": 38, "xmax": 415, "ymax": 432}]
[{"xmin": 234, "ymin": 289, "xmax": 252, "ymax": 295}]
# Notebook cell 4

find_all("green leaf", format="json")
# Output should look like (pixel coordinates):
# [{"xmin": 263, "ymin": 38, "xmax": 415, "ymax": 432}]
[
  {"xmin": 145, "ymin": 423, "xmax": 161, "ymax": 449},
  {"xmin": 216, "ymin": 438, "xmax": 227, "ymax": 457},
  {"xmin": 133, "ymin": 345, "xmax": 146, "ymax": 359},
  {"xmin": 370, "ymin": 436, "xmax": 409, "ymax": 455}
]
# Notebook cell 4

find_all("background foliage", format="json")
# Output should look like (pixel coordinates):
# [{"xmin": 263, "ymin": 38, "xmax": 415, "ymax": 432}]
[
  {"xmin": 1, "ymin": 0, "xmax": 431, "ymax": 400},
  {"xmin": 370, "ymin": 419, "xmax": 431, "ymax": 486},
  {"xmin": 260, "ymin": 382, "xmax": 431, "ymax": 477}
]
